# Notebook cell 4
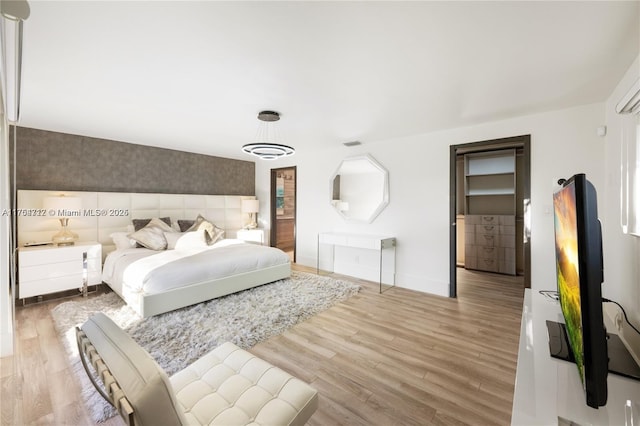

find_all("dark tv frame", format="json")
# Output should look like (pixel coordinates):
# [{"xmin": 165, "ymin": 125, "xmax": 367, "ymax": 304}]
[{"xmin": 552, "ymin": 173, "xmax": 608, "ymax": 408}]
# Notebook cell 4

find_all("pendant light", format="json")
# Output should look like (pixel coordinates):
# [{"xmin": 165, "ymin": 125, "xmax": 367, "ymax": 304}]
[{"xmin": 242, "ymin": 111, "xmax": 295, "ymax": 160}]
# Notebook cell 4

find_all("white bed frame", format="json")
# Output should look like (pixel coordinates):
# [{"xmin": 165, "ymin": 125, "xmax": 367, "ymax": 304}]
[
  {"xmin": 17, "ymin": 190, "xmax": 291, "ymax": 317},
  {"xmin": 132, "ymin": 264, "xmax": 290, "ymax": 318}
]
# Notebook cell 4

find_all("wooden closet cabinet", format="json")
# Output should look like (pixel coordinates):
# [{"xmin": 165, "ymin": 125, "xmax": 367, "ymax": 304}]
[
  {"xmin": 464, "ymin": 215, "xmax": 516, "ymax": 275},
  {"xmin": 464, "ymin": 149, "xmax": 516, "ymax": 275}
]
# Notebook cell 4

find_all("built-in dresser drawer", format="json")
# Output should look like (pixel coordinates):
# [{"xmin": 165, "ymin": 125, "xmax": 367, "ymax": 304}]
[{"xmin": 464, "ymin": 214, "xmax": 516, "ymax": 275}]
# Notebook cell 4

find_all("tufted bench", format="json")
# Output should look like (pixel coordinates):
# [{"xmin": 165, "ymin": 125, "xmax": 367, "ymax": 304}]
[{"xmin": 76, "ymin": 312, "xmax": 318, "ymax": 426}]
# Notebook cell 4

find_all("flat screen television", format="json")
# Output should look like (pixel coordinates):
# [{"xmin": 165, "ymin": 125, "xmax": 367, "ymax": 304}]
[{"xmin": 552, "ymin": 173, "xmax": 608, "ymax": 408}]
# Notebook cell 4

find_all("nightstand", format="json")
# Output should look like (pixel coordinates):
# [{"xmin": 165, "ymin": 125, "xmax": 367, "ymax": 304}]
[
  {"xmin": 18, "ymin": 242, "xmax": 102, "ymax": 299},
  {"xmin": 237, "ymin": 229, "xmax": 265, "ymax": 245}
]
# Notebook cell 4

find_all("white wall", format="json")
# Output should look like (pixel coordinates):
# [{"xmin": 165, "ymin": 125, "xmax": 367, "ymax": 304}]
[
  {"xmin": 603, "ymin": 54, "xmax": 640, "ymax": 329},
  {"xmin": 256, "ymin": 102, "xmax": 606, "ymax": 297}
]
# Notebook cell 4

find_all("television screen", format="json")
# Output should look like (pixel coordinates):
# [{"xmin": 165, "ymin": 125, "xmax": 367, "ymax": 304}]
[
  {"xmin": 553, "ymin": 180, "xmax": 585, "ymax": 382},
  {"xmin": 552, "ymin": 173, "xmax": 607, "ymax": 408}
]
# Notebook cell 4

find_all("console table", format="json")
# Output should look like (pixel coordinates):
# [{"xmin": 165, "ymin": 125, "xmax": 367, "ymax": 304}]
[
  {"xmin": 317, "ymin": 232, "xmax": 396, "ymax": 293},
  {"xmin": 511, "ymin": 289, "xmax": 640, "ymax": 425}
]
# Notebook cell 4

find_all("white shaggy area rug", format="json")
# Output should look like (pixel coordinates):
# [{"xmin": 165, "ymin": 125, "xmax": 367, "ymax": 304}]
[{"xmin": 51, "ymin": 271, "xmax": 360, "ymax": 423}]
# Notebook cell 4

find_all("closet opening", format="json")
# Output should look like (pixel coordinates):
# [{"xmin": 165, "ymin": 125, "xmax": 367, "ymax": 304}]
[{"xmin": 449, "ymin": 135, "xmax": 530, "ymax": 298}]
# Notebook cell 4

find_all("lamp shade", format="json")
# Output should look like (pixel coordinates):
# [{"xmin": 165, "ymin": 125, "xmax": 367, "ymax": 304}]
[
  {"xmin": 242, "ymin": 199, "xmax": 259, "ymax": 214},
  {"xmin": 43, "ymin": 196, "xmax": 82, "ymax": 217}
]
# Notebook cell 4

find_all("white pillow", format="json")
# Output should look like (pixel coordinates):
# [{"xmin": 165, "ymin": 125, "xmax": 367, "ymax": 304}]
[
  {"xmin": 110, "ymin": 232, "xmax": 137, "ymax": 250},
  {"xmin": 164, "ymin": 232, "xmax": 185, "ymax": 250},
  {"xmin": 165, "ymin": 229, "xmax": 207, "ymax": 250}
]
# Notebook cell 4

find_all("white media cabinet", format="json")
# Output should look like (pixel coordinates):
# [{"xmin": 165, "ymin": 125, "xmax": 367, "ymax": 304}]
[{"xmin": 511, "ymin": 289, "xmax": 640, "ymax": 425}]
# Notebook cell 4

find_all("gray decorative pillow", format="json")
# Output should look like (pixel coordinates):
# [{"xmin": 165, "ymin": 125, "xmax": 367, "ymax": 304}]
[
  {"xmin": 129, "ymin": 218, "xmax": 176, "ymax": 250},
  {"xmin": 132, "ymin": 217, "xmax": 172, "ymax": 248},
  {"xmin": 132, "ymin": 217, "xmax": 172, "ymax": 231},
  {"xmin": 177, "ymin": 220, "xmax": 195, "ymax": 232},
  {"xmin": 186, "ymin": 214, "xmax": 225, "ymax": 245}
]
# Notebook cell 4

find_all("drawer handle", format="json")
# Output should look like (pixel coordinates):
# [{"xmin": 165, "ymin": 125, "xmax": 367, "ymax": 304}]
[
  {"xmin": 483, "ymin": 247, "xmax": 495, "ymax": 253},
  {"xmin": 483, "ymin": 216, "xmax": 495, "ymax": 222},
  {"xmin": 483, "ymin": 259, "xmax": 495, "ymax": 265},
  {"xmin": 484, "ymin": 235, "xmax": 494, "ymax": 241},
  {"xmin": 483, "ymin": 226, "xmax": 494, "ymax": 231}
]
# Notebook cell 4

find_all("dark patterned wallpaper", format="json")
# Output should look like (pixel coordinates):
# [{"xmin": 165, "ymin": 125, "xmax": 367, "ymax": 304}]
[{"xmin": 10, "ymin": 127, "xmax": 255, "ymax": 195}]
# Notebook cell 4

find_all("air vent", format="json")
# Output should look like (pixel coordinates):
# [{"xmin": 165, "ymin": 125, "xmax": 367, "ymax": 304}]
[{"xmin": 343, "ymin": 141, "xmax": 362, "ymax": 147}]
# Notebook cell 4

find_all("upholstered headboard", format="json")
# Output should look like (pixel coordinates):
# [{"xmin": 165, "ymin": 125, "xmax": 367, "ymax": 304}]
[{"xmin": 17, "ymin": 190, "xmax": 256, "ymax": 258}]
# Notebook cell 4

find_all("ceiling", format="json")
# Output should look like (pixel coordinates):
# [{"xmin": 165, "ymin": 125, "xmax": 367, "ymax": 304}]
[{"xmin": 16, "ymin": 1, "xmax": 640, "ymax": 161}]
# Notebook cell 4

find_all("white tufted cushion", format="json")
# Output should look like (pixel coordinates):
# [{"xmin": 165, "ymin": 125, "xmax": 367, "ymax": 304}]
[{"xmin": 170, "ymin": 342, "xmax": 318, "ymax": 426}]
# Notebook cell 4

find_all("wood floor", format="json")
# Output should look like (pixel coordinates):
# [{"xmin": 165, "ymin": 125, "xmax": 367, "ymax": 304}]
[{"xmin": 1, "ymin": 266, "xmax": 524, "ymax": 426}]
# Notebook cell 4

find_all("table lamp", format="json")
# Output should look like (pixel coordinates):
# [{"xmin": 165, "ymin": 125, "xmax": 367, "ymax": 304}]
[
  {"xmin": 43, "ymin": 195, "xmax": 81, "ymax": 245},
  {"xmin": 242, "ymin": 199, "xmax": 259, "ymax": 229}
]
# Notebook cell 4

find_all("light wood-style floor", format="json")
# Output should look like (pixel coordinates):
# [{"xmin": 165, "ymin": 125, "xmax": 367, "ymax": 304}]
[{"xmin": 1, "ymin": 266, "xmax": 524, "ymax": 425}]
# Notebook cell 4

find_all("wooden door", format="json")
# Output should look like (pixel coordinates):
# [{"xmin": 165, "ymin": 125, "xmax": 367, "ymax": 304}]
[{"xmin": 270, "ymin": 167, "xmax": 296, "ymax": 262}]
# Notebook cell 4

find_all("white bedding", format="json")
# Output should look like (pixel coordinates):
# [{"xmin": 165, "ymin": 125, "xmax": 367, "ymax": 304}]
[{"xmin": 103, "ymin": 238, "xmax": 291, "ymax": 302}]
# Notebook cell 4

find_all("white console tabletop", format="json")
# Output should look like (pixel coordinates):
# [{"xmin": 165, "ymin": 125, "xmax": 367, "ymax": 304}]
[
  {"xmin": 317, "ymin": 232, "xmax": 396, "ymax": 293},
  {"xmin": 512, "ymin": 289, "xmax": 640, "ymax": 425}
]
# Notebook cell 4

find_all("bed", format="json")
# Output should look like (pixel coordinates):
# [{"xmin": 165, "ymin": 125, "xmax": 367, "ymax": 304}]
[
  {"xmin": 17, "ymin": 190, "xmax": 291, "ymax": 317},
  {"xmin": 102, "ymin": 237, "xmax": 291, "ymax": 318},
  {"xmin": 101, "ymin": 214, "xmax": 291, "ymax": 317}
]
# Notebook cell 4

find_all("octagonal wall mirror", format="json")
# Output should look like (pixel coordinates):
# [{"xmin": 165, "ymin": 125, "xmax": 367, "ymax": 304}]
[{"xmin": 330, "ymin": 154, "xmax": 389, "ymax": 223}]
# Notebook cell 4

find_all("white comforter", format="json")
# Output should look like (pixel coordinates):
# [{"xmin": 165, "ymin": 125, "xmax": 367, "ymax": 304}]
[{"xmin": 102, "ymin": 239, "xmax": 290, "ymax": 298}]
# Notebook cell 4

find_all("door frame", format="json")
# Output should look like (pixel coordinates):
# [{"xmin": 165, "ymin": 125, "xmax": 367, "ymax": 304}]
[
  {"xmin": 449, "ymin": 135, "xmax": 531, "ymax": 297},
  {"xmin": 270, "ymin": 166, "xmax": 297, "ymax": 262}
]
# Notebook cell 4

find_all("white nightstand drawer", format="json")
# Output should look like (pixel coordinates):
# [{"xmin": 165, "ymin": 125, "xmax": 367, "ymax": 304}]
[
  {"xmin": 19, "ymin": 243, "xmax": 101, "ymax": 267},
  {"xmin": 237, "ymin": 229, "xmax": 265, "ymax": 245},
  {"xmin": 21, "ymin": 260, "xmax": 81, "ymax": 282},
  {"xmin": 20, "ymin": 258, "xmax": 101, "ymax": 282},
  {"xmin": 20, "ymin": 275, "xmax": 85, "ymax": 299},
  {"xmin": 18, "ymin": 242, "xmax": 102, "ymax": 299}
]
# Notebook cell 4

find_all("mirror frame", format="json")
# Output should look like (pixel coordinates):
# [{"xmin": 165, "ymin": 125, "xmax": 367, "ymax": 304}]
[{"xmin": 330, "ymin": 154, "xmax": 389, "ymax": 223}]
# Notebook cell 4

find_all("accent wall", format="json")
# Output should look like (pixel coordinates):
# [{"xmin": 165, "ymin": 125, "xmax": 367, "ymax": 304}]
[{"xmin": 10, "ymin": 127, "xmax": 255, "ymax": 195}]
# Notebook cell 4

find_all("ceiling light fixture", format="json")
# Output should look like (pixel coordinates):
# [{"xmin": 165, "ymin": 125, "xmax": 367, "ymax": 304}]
[{"xmin": 242, "ymin": 110, "xmax": 295, "ymax": 160}]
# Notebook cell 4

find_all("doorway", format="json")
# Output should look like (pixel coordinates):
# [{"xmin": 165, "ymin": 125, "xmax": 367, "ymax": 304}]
[
  {"xmin": 270, "ymin": 167, "xmax": 297, "ymax": 262},
  {"xmin": 449, "ymin": 135, "xmax": 531, "ymax": 297}
]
